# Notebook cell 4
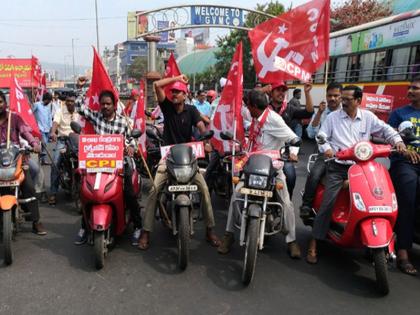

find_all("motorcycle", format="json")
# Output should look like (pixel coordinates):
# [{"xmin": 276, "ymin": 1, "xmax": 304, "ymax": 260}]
[
  {"xmin": 149, "ymin": 130, "xmax": 214, "ymax": 270},
  {"xmin": 220, "ymin": 131, "xmax": 301, "ymax": 285},
  {"xmin": 56, "ymin": 133, "xmax": 80, "ymax": 211},
  {"xmin": 71, "ymin": 122, "xmax": 142, "ymax": 269},
  {"xmin": 206, "ymin": 150, "xmax": 233, "ymax": 202},
  {"xmin": 303, "ymin": 134, "xmax": 399, "ymax": 295},
  {"xmin": 0, "ymin": 145, "xmax": 35, "ymax": 265}
]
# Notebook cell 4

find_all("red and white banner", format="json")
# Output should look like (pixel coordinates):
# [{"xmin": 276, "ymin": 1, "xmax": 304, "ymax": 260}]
[
  {"xmin": 9, "ymin": 76, "xmax": 41, "ymax": 139},
  {"xmin": 361, "ymin": 93, "xmax": 394, "ymax": 113},
  {"xmin": 0, "ymin": 58, "xmax": 41, "ymax": 88},
  {"xmin": 249, "ymin": 0, "xmax": 330, "ymax": 83},
  {"xmin": 78, "ymin": 134, "xmax": 125, "ymax": 172},
  {"xmin": 131, "ymin": 80, "xmax": 147, "ymax": 156},
  {"xmin": 164, "ymin": 52, "xmax": 182, "ymax": 100},
  {"xmin": 160, "ymin": 141, "xmax": 205, "ymax": 160},
  {"xmin": 83, "ymin": 47, "xmax": 119, "ymax": 134},
  {"xmin": 35, "ymin": 73, "xmax": 47, "ymax": 102},
  {"xmin": 210, "ymin": 42, "xmax": 245, "ymax": 153}
]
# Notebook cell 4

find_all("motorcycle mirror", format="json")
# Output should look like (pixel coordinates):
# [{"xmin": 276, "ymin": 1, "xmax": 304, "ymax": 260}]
[
  {"xmin": 289, "ymin": 137, "xmax": 302, "ymax": 147},
  {"xmin": 131, "ymin": 128, "xmax": 142, "ymax": 139},
  {"xmin": 70, "ymin": 121, "xmax": 82, "ymax": 134},
  {"xmin": 316, "ymin": 133, "xmax": 327, "ymax": 145},
  {"xmin": 220, "ymin": 131, "xmax": 234, "ymax": 141},
  {"xmin": 198, "ymin": 130, "xmax": 214, "ymax": 141},
  {"xmin": 146, "ymin": 127, "xmax": 159, "ymax": 140}
]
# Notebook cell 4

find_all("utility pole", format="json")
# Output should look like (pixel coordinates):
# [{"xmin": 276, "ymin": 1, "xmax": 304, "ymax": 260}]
[
  {"xmin": 95, "ymin": 0, "xmax": 100, "ymax": 52},
  {"xmin": 72, "ymin": 38, "xmax": 78, "ymax": 86}
]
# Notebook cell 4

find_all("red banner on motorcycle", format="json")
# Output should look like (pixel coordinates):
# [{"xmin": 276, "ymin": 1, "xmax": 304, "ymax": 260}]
[
  {"xmin": 249, "ymin": 0, "xmax": 330, "ymax": 83},
  {"xmin": 164, "ymin": 52, "xmax": 182, "ymax": 100},
  {"xmin": 361, "ymin": 93, "xmax": 394, "ymax": 113},
  {"xmin": 210, "ymin": 42, "xmax": 245, "ymax": 154},
  {"xmin": 160, "ymin": 142, "xmax": 205, "ymax": 160},
  {"xmin": 79, "ymin": 135, "xmax": 125, "ymax": 173},
  {"xmin": 9, "ymin": 76, "xmax": 41, "ymax": 139},
  {"xmin": 0, "ymin": 58, "xmax": 41, "ymax": 88}
]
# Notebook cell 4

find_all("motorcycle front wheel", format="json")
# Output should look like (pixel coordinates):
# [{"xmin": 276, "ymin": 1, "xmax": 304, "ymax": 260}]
[
  {"xmin": 242, "ymin": 217, "xmax": 260, "ymax": 285},
  {"xmin": 2, "ymin": 210, "xmax": 13, "ymax": 265},
  {"xmin": 177, "ymin": 206, "xmax": 190, "ymax": 271},
  {"xmin": 94, "ymin": 231, "xmax": 106, "ymax": 270},
  {"xmin": 373, "ymin": 248, "xmax": 389, "ymax": 295}
]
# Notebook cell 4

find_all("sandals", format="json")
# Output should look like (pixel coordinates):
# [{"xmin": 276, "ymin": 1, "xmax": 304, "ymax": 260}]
[
  {"xmin": 306, "ymin": 248, "xmax": 318, "ymax": 264},
  {"xmin": 138, "ymin": 232, "xmax": 150, "ymax": 251},
  {"xmin": 206, "ymin": 233, "xmax": 221, "ymax": 247},
  {"xmin": 397, "ymin": 259, "xmax": 418, "ymax": 276}
]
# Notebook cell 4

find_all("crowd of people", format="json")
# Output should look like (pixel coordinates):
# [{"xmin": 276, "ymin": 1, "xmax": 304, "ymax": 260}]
[{"xmin": 1, "ymin": 73, "xmax": 418, "ymax": 276}]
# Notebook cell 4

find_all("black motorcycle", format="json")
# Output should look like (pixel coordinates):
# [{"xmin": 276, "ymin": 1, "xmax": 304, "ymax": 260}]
[{"xmin": 221, "ymin": 131, "xmax": 301, "ymax": 285}]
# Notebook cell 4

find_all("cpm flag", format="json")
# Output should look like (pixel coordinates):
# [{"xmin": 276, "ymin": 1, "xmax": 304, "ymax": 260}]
[
  {"xmin": 35, "ymin": 73, "xmax": 47, "ymax": 102},
  {"xmin": 83, "ymin": 47, "xmax": 119, "ymax": 134},
  {"xmin": 131, "ymin": 80, "xmax": 147, "ymax": 156},
  {"xmin": 163, "ymin": 52, "xmax": 182, "ymax": 100},
  {"xmin": 9, "ymin": 76, "xmax": 41, "ymax": 139},
  {"xmin": 31, "ymin": 55, "xmax": 41, "ymax": 87},
  {"xmin": 249, "ymin": 0, "xmax": 330, "ymax": 83},
  {"xmin": 210, "ymin": 42, "xmax": 244, "ymax": 154}
]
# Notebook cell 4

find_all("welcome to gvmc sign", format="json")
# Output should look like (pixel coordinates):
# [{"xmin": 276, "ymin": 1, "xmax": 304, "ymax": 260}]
[{"xmin": 191, "ymin": 6, "xmax": 244, "ymax": 27}]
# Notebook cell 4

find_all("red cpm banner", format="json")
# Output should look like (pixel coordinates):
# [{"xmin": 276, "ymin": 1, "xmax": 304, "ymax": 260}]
[
  {"xmin": 78, "ymin": 135, "xmax": 125, "ymax": 173},
  {"xmin": 0, "ymin": 59, "xmax": 40, "ymax": 88},
  {"xmin": 361, "ymin": 93, "xmax": 394, "ymax": 113}
]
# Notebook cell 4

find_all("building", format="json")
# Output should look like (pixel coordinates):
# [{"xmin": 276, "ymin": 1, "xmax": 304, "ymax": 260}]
[{"xmin": 175, "ymin": 37, "xmax": 195, "ymax": 58}]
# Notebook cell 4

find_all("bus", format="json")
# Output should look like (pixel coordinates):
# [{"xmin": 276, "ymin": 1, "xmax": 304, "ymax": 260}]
[{"xmin": 291, "ymin": 9, "xmax": 420, "ymax": 117}]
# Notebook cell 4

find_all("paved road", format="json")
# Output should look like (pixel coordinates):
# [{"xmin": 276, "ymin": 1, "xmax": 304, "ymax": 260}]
[{"xmin": 1, "ymin": 141, "xmax": 419, "ymax": 315}]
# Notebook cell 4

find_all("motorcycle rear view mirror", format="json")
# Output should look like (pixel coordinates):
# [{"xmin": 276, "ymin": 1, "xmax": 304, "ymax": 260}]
[
  {"xmin": 146, "ymin": 127, "xmax": 159, "ymax": 140},
  {"xmin": 220, "ymin": 131, "xmax": 234, "ymax": 141},
  {"xmin": 316, "ymin": 133, "xmax": 327, "ymax": 145},
  {"xmin": 131, "ymin": 128, "xmax": 142, "ymax": 139},
  {"xmin": 70, "ymin": 121, "xmax": 82, "ymax": 134},
  {"xmin": 198, "ymin": 130, "xmax": 214, "ymax": 141},
  {"xmin": 289, "ymin": 137, "xmax": 302, "ymax": 147}
]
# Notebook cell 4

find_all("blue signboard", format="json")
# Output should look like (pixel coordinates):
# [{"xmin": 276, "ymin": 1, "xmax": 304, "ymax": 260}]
[
  {"xmin": 191, "ymin": 6, "xmax": 244, "ymax": 27},
  {"xmin": 157, "ymin": 20, "xmax": 169, "ymax": 42}
]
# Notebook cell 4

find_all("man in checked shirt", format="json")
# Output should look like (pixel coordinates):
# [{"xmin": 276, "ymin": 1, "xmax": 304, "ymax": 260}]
[{"xmin": 73, "ymin": 90, "xmax": 143, "ymax": 246}]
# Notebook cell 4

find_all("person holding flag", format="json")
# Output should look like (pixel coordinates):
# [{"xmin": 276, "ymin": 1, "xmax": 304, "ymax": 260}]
[
  {"xmin": 138, "ymin": 74, "xmax": 220, "ymax": 250},
  {"xmin": 0, "ymin": 91, "xmax": 46, "ymax": 235},
  {"xmin": 32, "ymin": 92, "xmax": 53, "ymax": 165}
]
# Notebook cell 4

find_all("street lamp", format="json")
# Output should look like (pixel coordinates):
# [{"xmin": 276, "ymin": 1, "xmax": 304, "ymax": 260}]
[{"xmin": 72, "ymin": 38, "xmax": 79, "ymax": 86}]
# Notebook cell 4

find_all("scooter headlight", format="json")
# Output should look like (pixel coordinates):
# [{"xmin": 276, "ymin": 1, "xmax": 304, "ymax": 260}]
[
  {"xmin": 353, "ymin": 192, "xmax": 366, "ymax": 211},
  {"xmin": 173, "ymin": 167, "xmax": 195, "ymax": 184},
  {"xmin": 248, "ymin": 174, "xmax": 268, "ymax": 189},
  {"xmin": 354, "ymin": 142, "xmax": 373, "ymax": 161}
]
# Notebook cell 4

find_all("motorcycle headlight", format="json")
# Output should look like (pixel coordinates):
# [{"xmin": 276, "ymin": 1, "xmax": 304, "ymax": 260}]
[
  {"xmin": 0, "ymin": 167, "xmax": 17, "ymax": 181},
  {"xmin": 248, "ymin": 174, "xmax": 268, "ymax": 189},
  {"xmin": 173, "ymin": 167, "xmax": 195, "ymax": 184},
  {"xmin": 354, "ymin": 142, "xmax": 373, "ymax": 161}
]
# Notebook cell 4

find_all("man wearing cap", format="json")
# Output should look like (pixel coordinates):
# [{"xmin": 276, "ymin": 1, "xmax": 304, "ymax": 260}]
[
  {"xmin": 268, "ymin": 81, "xmax": 314, "ymax": 198},
  {"xmin": 138, "ymin": 74, "xmax": 220, "ymax": 250}
]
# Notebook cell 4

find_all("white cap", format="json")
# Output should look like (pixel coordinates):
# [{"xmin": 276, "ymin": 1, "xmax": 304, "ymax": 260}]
[
  {"xmin": 219, "ymin": 77, "xmax": 227, "ymax": 88},
  {"xmin": 398, "ymin": 121, "xmax": 413, "ymax": 132}
]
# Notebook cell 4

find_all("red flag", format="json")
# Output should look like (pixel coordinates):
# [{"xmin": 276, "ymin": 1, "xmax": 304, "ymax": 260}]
[
  {"xmin": 31, "ymin": 55, "xmax": 41, "ymax": 86},
  {"xmin": 210, "ymin": 42, "xmax": 244, "ymax": 153},
  {"xmin": 83, "ymin": 47, "xmax": 119, "ymax": 134},
  {"xmin": 249, "ymin": 0, "xmax": 330, "ymax": 83},
  {"xmin": 35, "ymin": 73, "xmax": 47, "ymax": 102},
  {"xmin": 9, "ymin": 76, "xmax": 41, "ymax": 139},
  {"xmin": 164, "ymin": 52, "xmax": 182, "ymax": 100},
  {"xmin": 132, "ymin": 80, "xmax": 147, "ymax": 156}
]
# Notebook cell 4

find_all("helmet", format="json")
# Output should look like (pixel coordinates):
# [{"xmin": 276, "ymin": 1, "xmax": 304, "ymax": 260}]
[{"xmin": 206, "ymin": 90, "xmax": 217, "ymax": 103}]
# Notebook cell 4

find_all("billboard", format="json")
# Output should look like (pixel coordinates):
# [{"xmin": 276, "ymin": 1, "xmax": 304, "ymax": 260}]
[
  {"xmin": 137, "ymin": 11, "xmax": 148, "ymax": 36},
  {"xmin": 157, "ymin": 20, "xmax": 169, "ymax": 42},
  {"xmin": 0, "ymin": 58, "xmax": 39, "ymax": 88},
  {"xmin": 191, "ymin": 6, "xmax": 244, "ymax": 27},
  {"xmin": 184, "ymin": 28, "xmax": 210, "ymax": 45},
  {"xmin": 127, "ymin": 12, "xmax": 137, "ymax": 40}
]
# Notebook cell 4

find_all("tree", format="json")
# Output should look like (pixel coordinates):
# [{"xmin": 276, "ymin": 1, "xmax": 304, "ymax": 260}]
[
  {"xmin": 213, "ymin": 1, "xmax": 285, "ymax": 88},
  {"xmin": 127, "ymin": 56, "xmax": 147, "ymax": 81},
  {"xmin": 331, "ymin": 0, "xmax": 392, "ymax": 32}
]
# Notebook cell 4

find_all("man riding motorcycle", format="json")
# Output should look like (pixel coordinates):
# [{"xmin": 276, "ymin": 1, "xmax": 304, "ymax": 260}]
[
  {"xmin": 73, "ymin": 90, "xmax": 142, "ymax": 246},
  {"xmin": 218, "ymin": 89, "xmax": 301, "ymax": 258},
  {"xmin": 300, "ymin": 82, "xmax": 343, "ymax": 219},
  {"xmin": 306, "ymin": 85, "xmax": 406, "ymax": 264},
  {"xmin": 48, "ymin": 92, "xmax": 80, "ymax": 205},
  {"xmin": 138, "ymin": 74, "xmax": 220, "ymax": 250},
  {"xmin": 0, "ymin": 91, "xmax": 46, "ymax": 235}
]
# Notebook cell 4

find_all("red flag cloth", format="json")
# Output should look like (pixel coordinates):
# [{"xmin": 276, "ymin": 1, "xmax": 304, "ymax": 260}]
[
  {"xmin": 9, "ymin": 76, "xmax": 41, "ymax": 139},
  {"xmin": 249, "ymin": 0, "xmax": 330, "ymax": 83},
  {"xmin": 31, "ymin": 55, "xmax": 41, "ymax": 86},
  {"xmin": 163, "ymin": 52, "xmax": 182, "ymax": 100},
  {"xmin": 35, "ymin": 73, "xmax": 47, "ymax": 102},
  {"xmin": 83, "ymin": 47, "xmax": 119, "ymax": 134},
  {"xmin": 132, "ymin": 80, "xmax": 147, "ymax": 156},
  {"xmin": 210, "ymin": 42, "xmax": 244, "ymax": 153}
]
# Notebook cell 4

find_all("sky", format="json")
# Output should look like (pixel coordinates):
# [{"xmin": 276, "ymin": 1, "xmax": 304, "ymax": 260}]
[{"xmin": 0, "ymin": 0, "xmax": 338, "ymax": 67}]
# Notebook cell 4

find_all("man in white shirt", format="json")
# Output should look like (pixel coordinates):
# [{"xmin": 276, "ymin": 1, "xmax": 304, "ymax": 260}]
[
  {"xmin": 306, "ymin": 85, "xmax": 406, "ymax": 264},
  {"xmin": 218, "ymin": 89, "xmax": 302, "ymax": 258}
]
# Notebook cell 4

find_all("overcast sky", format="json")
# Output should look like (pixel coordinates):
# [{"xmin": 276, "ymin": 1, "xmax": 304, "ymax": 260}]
[{"xmin": 0, "ymin": 0, "xmax": 339, "ymax": 66}]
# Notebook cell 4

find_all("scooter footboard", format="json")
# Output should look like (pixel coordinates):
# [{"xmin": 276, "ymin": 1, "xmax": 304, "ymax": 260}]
[
  {"xmin": 360, "ymin": 218, "xmax": 393, "ymax": 248},
  {"xmin": 90, "ymin": 204, "xmax": 113, "ymax": 231}
]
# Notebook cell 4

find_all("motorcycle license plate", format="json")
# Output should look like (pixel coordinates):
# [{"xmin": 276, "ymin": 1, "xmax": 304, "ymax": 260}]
[
  {"xmin": 240, "ymin": 187, "xmax": 272, "ymax": 198},
  {"xmin": 0, "ymin": 180, "xmax": 19, "ymax": 187},
  {"xmin": 168, "ymin": 185, "xmax": 198, "ymax": 192},
  {"xmin": 369, "ymin": 206, "xmax": 392, "ymax": 213}
]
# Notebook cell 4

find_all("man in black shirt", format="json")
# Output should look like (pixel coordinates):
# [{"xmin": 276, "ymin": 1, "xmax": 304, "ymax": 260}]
[{"xmin": 139, "ymin": 75, "xmax": 220, "ymax": 249}]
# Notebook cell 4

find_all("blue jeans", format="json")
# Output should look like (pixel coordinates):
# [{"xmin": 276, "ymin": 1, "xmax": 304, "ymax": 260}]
[
  {"xmin": 50, "ymin": 139, "xmax": 66, "ymax": 194},
  {"xmin": 293, "ymin": 123, "xmax": 303, "ymax": 139}
]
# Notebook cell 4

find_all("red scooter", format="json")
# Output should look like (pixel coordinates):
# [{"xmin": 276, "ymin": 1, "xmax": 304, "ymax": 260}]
[
  {"xmin": 304, "ymin": 138, "xmax": 398, "ymax": 295},
  {"xmin": 72, "ymin": 123, "xmax": 142, "ymax": 269}
]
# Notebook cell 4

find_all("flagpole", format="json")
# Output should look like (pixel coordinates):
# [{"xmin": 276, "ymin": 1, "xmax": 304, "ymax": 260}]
[{"xmin": 324, "ymin": 61, "xmax": 329, "ymax": 86}]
